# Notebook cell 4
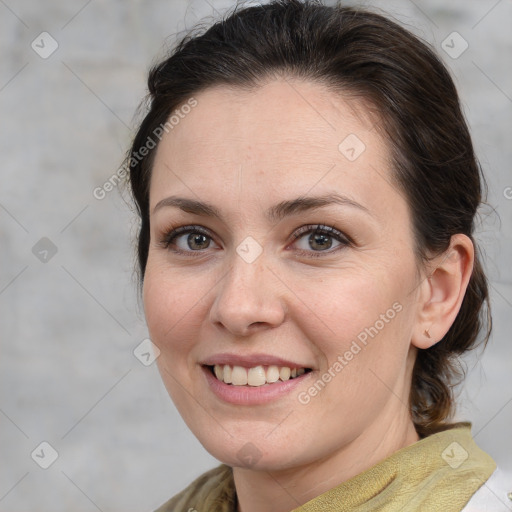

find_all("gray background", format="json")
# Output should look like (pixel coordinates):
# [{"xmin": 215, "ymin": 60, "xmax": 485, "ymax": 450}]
[{"xmin": 0, "ymin": 0, "xmax": 511, "ymax": 510}]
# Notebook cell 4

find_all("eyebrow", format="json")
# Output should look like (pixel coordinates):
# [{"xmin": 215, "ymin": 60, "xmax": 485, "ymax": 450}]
[{"xmin": 152, "ymin": 193, "xmax": 371, "ymax": 222}]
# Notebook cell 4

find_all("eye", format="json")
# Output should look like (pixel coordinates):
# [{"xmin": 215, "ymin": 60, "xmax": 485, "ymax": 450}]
[
  {"xmin": 290, "ymin": 224, "xmax": 351, "ymax": 257},
  {"xmin": 159, "ymin": 225, "xmax": 218, "ymax": 254},
  {"xmin": 159, "ymin": 223, "xmax": 352, "ymax": 258}
]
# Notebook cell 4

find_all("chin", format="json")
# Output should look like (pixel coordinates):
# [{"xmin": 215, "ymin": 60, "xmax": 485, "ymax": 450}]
[{"xmin": 194, "ymin": 427, "xmax": 311, "ymax": 472}]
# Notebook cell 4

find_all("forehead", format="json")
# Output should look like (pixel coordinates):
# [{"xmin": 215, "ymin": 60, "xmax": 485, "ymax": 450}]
[{"xmin": 149, "ymin": 78, "xmax": 395, "ymax": 212}]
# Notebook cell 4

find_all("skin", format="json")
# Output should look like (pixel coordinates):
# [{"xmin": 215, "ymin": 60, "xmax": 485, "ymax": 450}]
[{"xmin": 143, "ymin": 77, "xmax": 474, "ymax": 512}]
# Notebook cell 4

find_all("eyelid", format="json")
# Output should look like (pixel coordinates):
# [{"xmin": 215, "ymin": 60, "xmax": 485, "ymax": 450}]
[
  {"xmin": 158, "ymin": 223, "xmax": 353, "ymax": 257},
  {"xmin": 158, "ymin": 224, "xmax": 217, "ymax": 251},
  {"xmin": 286, "ymin": 224, "xmax": 353, "ymax": 258},
  {"xmin": 289, "ymin": 224, "xmax": 352, "ymax": 244}
]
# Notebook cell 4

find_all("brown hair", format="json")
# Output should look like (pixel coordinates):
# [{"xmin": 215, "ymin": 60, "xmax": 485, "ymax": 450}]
[{"xmin": 125, "ymin": 0, "xmax": 491, "ymax": 437}]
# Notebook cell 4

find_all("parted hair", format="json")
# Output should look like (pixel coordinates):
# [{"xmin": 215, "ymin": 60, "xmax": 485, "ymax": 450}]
[{"xmin": 126, "ymin": 0, "xmax": 491, "ymax": 437}]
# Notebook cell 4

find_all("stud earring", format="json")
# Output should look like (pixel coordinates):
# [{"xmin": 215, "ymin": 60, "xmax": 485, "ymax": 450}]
[{"xmin": 424, "ymin": 328, "xmax": 431, "ymax": 339}]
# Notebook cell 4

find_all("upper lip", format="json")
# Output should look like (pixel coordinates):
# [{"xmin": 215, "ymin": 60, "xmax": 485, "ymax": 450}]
[{"xmin": 200, "ymin": 353, "xmax": 313, "ymax": 369}]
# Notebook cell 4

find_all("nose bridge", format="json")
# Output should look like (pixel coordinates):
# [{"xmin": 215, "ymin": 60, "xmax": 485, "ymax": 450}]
[{"xmin": 210, "ymin": 245, "xmax": 285, "ymax": 334}]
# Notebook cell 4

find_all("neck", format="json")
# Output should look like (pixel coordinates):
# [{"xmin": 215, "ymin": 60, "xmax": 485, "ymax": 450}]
[{"xmin": 233, "ymin": 412, "xmax": 420, "ymax": 512}]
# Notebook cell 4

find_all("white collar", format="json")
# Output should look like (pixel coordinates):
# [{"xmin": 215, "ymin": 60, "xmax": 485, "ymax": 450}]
[{"xmin": 461, "ymin": 468, "xmax": 512, "ymax": 511}]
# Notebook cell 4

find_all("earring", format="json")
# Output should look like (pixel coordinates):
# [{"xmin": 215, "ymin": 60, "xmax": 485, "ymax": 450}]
[{"xmin": 424, "ymin": 328, "xmax": 431, "ymax": 339}]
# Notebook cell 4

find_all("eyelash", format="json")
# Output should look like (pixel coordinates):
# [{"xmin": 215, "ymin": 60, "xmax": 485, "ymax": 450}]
[{"xmin": 158, "ymin": 224, "xmax": 353, "ymax": 258}]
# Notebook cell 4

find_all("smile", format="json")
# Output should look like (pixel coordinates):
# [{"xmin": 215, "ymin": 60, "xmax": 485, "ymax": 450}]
[{"xmin": 209, "ymin": 364, "xmax": 311, "ymax": 387}]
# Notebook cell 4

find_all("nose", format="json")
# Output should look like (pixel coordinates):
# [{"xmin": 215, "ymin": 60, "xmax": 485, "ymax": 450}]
[{"xmin": 209, "ymin": 251, "xmax": 286, "ymax": 337}]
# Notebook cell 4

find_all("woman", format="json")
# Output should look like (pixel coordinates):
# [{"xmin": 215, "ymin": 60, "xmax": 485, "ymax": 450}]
[{"xmin": 125, "ymin": 1, "xmax": 510, "ymax": 510}]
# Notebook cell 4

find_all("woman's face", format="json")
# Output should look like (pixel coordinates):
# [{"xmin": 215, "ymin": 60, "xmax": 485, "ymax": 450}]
[{"xmin": 143, "ymin": 78, "xmax": 423, "ymax": 471}]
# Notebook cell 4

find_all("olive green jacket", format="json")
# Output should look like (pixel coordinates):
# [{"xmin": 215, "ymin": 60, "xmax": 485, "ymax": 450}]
[{"xmin": 155, "ymin": 423, "xmax": 506, "ymax": 511}]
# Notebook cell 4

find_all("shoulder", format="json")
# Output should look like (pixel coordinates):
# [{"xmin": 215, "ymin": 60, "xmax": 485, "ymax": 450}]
[
  {"xmin": 154, "ymin": 464, "xmax": 236, "ymax": 512},
  {"xmin": 461, "ymin": 468, "xmax": 512, "ymax": 512}
]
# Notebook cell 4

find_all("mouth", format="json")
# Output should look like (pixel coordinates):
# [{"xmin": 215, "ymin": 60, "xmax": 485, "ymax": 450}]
[{"xmin": 205, "ymin": 364, "xmax": 313, "ymax": 387}]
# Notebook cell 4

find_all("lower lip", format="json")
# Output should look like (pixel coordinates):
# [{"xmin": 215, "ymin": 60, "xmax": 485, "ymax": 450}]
[{"xmin": 201, "ymin": 365, "xmax": 312, "ymax": 405}]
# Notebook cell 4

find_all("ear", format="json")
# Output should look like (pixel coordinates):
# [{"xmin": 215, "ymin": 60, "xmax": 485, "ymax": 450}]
[{"xmin": 411, "ymin": 234, "xmax": 474, "ymax": 349}]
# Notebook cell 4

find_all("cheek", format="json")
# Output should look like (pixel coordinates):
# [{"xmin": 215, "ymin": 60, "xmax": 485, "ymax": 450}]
[
  {"xmin": 292, "ymin": 261, "xmax": 415, "ymax": 389},
  {"xmin": 142, "ymin": 264, "xmax": 207, "ymax": 415},
  {"xmin": 142, "ymin": 263, "xmax": 204, "ymax": 358},
  {"xmin": 291, "ymin": 266, "xmax": 400, "ymax": 345}
]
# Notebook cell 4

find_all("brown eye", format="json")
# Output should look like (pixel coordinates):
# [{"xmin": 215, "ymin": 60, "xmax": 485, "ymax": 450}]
[
  {"xmin": 185, "ymin": 232, "xmax": 211, "ymax": 250},
  {"xmin": 291, "ymin": 225, "xmax": 351, "ymax": 257},
  {"xmin": 160, "ymin": 225, "xmax": 218, "ymax": 253},
  {"xmin": 308, "ymin": 232, "xmax": 334, "ymax": 251}
]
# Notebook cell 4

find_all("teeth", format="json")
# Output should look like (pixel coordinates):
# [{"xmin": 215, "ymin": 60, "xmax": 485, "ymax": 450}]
[
  {"xmin": 212, "ymin": 364, "xmax": 308, "ymax": 387},
  {"xmin": 279, "ymin": 367, "xmax": 291, "ymax": 381},
  {"xmin": 223, "ymin": 364, "xmax": 232, "ymax": 384},
  {"xmin": 266, "ymin": 365, "xmax": 280, "ymax": 383},
  {"xmin": 247, "ymin": 366, "xmax": 266, "ymax": 386},
  {"xmin": 214, "ymin": 365, "xmax": 223, "ymax": 380},
  {"xmin": 231, "ymin": 366, "xmax": 248, "ymax": 385}
]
